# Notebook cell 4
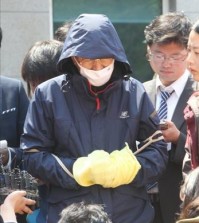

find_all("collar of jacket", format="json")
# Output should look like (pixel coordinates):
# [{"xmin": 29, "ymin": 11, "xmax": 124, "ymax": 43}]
[
  {"xmin": 62, "ymin": 74, "xmax": 122, "ymax": 96},
  {"xmin": 61, "ymin": 74, "xmax": 122, "ymax": 110}
]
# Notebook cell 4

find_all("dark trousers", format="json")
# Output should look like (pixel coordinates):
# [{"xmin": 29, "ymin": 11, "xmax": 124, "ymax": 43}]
[{"xmin": 149, "ymin": 193, "xmax": 164, "ymax": 223}]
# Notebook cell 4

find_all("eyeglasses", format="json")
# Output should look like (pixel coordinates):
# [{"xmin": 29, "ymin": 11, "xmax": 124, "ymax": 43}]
[
  {"xmin": 75, "ymin": 57, "xmax": 114, "ymax": 69},
  {"xmin": 146, "ymin": 51, "xmax": 188, "ymax": 64}
]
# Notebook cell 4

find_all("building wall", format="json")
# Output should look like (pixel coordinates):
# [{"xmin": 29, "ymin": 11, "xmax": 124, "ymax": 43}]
[
  {"xmin": 0, "ymin": 0, "xmax": 52, "ymax": 80},
  {"xmin": 176, "ymin": 0, "xmax": 199, "ymax": 22}
]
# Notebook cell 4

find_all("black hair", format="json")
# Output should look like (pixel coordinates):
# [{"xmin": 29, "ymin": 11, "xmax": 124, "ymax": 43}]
[
  {"xmin": 144, "ymin": 12, "xmax": 192, "ymax": 47},
  {"xmin": 21, "ymin": 40, "xmax": 63, "ymax": 96},
  {"xmin": 54, "ymin": 21, "xmax": 73, "ymax": 42},
  {"xmin": 192, "ymin": 20, "xmax": 199, "ymax": 34}
]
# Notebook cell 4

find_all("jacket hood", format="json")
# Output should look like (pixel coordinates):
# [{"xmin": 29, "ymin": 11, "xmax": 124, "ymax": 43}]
[{"xmin": 57, "ymin": 14, "xmax": 132, "ymax": 76}]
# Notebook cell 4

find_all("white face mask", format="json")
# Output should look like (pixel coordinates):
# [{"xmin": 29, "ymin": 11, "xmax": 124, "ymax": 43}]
[{"xmin": 77, "ymin": 60, "xmax": 114, "ymax": 86}]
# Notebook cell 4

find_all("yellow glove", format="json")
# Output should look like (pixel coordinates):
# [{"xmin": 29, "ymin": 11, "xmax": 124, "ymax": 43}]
[
  {"xmin": 73, "ymin": 143, "xmax": 141, "ymax": 188},
  {"xmin": 72, "ymin": 150, "xmax": 110, "ymax": 186},
  {"xmin": 108, "ymin": 144, "xmax": 141, "ymax": 187}
]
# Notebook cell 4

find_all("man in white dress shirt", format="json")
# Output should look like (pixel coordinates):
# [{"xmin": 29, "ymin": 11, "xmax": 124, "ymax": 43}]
[{"xmin": 143, "ymin": 12, "xmax": 198, "ymax": 223}]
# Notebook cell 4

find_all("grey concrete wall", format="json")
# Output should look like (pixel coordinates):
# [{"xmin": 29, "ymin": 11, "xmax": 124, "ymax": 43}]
[
  {"xmin": 176, "ymin": 0, "xmax": 199, "ymax": 22},
  {"xmin": 163, "ymin": 0, "xmax": 199, "ymax": 22},
  {"xmin": 0, "ymin": 0, "xmax": 52, "ymax": 80}
]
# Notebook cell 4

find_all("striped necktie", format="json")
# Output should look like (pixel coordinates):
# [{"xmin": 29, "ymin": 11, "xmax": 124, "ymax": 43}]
[
  {"xmin": 147, "ymin": 89, "xmax": 174, "ymax": 193},
  {"xmin": 158, "ymin": 90, "xmax": 174, "ymax": 120}
]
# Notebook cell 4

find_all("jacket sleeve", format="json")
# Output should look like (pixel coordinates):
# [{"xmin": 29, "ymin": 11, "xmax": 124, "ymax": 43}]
[
  {"xmin": 17, "ymin": 81, "xmax": 29, "ymax": 139},
  {"xmin": 132, "ymin": 89, "xmax": 168, "ymax": 187},
  {"xmin": 21, "ymin": 89, "xmax": 79, "ymax": 189},
  {"xmin": 22, "ymin": 151, "xmax": 78, "ymax": 189},
  {"xmin": 11, "ymin": 81, "xmax": 29, "ymax": 169},
  {"xmin": 170, "ymin": 131, "xmax": 186, "ymax": 164},
  {"xmin": 9, "ymin": 147, "xmax": 24, "ymax": 169},
  {"xmin": 1, "ymin": 80, "xmax": 29, "ymax": 170}
]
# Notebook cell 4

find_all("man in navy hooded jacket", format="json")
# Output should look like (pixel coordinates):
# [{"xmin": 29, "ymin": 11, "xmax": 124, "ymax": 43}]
[{"xmin": 21, "ymin": 14, "xmax": 168, "ymax": 223}]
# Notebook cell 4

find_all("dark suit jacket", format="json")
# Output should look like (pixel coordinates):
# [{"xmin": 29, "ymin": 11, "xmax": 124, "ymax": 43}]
[
  {"xmin": 0, "ymin": 76, "xmax": 29, "ymax": 168},
  {"xmin": 143, "ymin": 76, "xmax": 199, "ymax": 223}
]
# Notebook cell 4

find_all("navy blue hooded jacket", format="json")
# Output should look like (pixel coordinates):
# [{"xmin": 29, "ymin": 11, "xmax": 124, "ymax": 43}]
[{"xmin": 21, "ymin": 14, "xmax": 168, "ymax": 223}]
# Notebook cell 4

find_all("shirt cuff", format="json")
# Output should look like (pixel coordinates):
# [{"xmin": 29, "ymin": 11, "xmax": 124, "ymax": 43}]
[{"xmin": 4, "ymin": 221, "xmax": 17, "ymax": 223}]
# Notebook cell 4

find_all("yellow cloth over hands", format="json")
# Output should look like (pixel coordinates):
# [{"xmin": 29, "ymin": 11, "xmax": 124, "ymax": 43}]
[{"xmin": 73, "ymin": 143, "xmax": 141, "ymax": 188}]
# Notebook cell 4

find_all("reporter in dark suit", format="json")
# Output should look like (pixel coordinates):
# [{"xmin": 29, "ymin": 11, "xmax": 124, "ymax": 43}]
[
  {"xmin": 0, "ymin": 27, "xmax": 29, "ymax": 223},
  {"xmin": 143, "ymin": 12, "xmax": 198, "ymax": 223},
  {"xmin": 0, "ymin": 27, "xmax": 29, "ymax": 167},
  {"xmin": 0, "ymin": 75, "xmax": 29, "ymax": 151}
]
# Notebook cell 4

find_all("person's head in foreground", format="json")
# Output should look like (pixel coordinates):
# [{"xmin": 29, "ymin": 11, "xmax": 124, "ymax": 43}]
[
  {"xmin": 177, "ymin": 167, "xmax": 199, "ymax": 222},
  {"xmin": 58, "ymin": 202, "xmax": 112, "ymax": 223}
]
